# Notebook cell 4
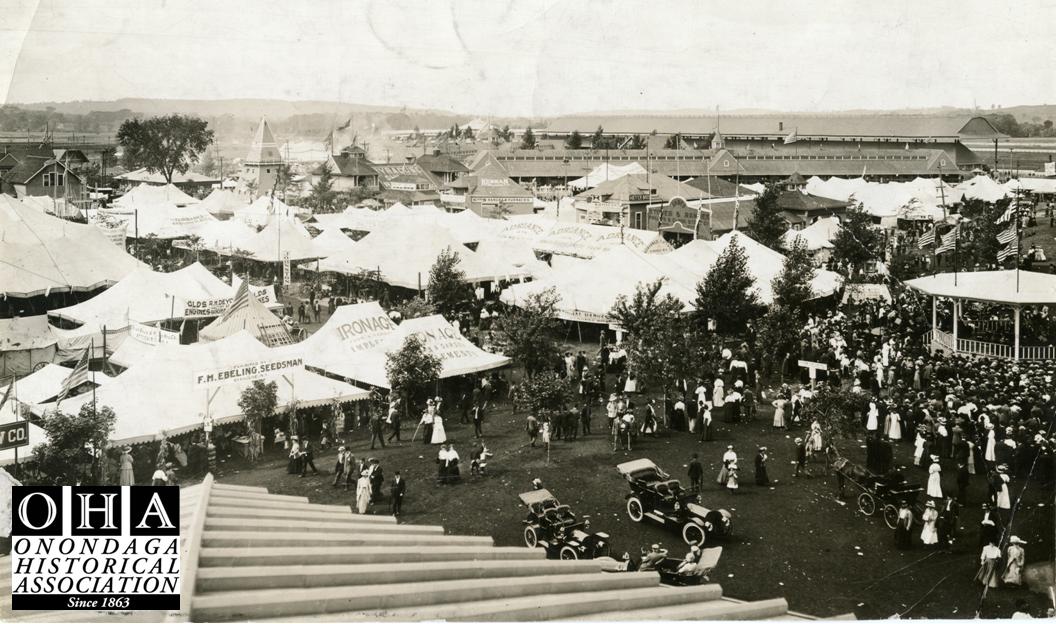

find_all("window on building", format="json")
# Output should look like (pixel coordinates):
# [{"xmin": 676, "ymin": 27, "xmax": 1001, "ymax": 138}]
[{"xmin": 634, "ymin": 212, "xmax": 643, "ymax": 229}]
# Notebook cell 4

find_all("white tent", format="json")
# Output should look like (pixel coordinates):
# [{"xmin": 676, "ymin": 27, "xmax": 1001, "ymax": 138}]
[
  {"xmin": 199, "ymin": 281, "xmax": 289, "ymax": 345},
  {"xmin": 297, "ymin": 302, "xmax": 398, "ymax": 356},
  {"xmin": 1006, "ymin": 177, "xmax": 1056, "ymax": 195},
  {"xmin": 0, "ymin": 195, "xmax": 145, "ymax": 298},
  {"xmin": 569, "ymin": 162, "xmax": 647, "ymax": 190},
  {"xmin": 190, "ymin": 218, "xmax": 258, "ymax": 252},
  {"xmin": 495, "ymin": 217, "xmax": 674, "ymax": 259},
  {"xmin": 311, "ymin": 228, "xmax": 357, "ymax": 257},
  {"xmin": 48, "ymin": 332, "xmax": 369, "ymax": 445},
  {"xmin": 316, "ymin": 222, "xmax": 529, "ymax": 288},
  {"xmin": 199, "ymin": 189, "xmax": 249, "ymax": 218},
  {"xmin": 114, "ymin": 183, "xmax": 199, "ymax": 208},
  {"xmin": 501, "ymin": 245, "xmax": 697, "ymax": 325},
  {"xmin": 957, "ymin": 175, "xmax": 1010, "ymax": 203},
  {"xmin": 99, "ymin": 202, "xmax": 216, "ymax": 239},
  {"xmin": 50, "ymin": 263, "xmax": 276, "ymax": 329},
  {"xmin": 308, "ymin": 313, "xmax": 509, "ymax": 388},
  {"xmin": 473, "ymin": 238, "xmax": 551, "ymax": 280},
  {"xmin": 233, "ymin": 195, "xmax": 306, "ymax": 228},
  {"xmin": 239, "ymin": 218, "xmax": 327, "ymax": 262},
  {"xmin": 0, "ymin": 316, "xmax": 58, "ymax": 378}
]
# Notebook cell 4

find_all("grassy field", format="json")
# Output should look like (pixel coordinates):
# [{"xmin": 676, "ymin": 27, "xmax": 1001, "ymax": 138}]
[{"xmin": 214, "ymin": 372, "xmax": 1054, "ymax": 620}]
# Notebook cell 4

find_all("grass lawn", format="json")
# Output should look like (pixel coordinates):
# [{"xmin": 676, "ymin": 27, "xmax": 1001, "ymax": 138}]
[{"xmin": 211, "ymin": 370, "xmax": 1054, "ymax": 620}]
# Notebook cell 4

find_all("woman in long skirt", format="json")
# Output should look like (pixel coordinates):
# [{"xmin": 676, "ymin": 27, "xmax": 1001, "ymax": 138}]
[
  {"xmin": 866, "ymin": 402, "xmax": 879, "ymax": 436},
  {"xmin": 888, "ymin": 410, "xmax": 902, "ymax": 441},
  {"xmin": 430, "ymin": 415, "xmax": 448, "ymax": 444},
  {"xmin": 927, "ymin": 460, "xmax": 943, "ymax": 498},
  {"xmin": 920, "ymin": 501, "xmax": 939, "ymax": 546},
  {"xmin": 725, "ymin": 463, "xmax": 739, "ymax": 493},
  {"xmin": 974, "ymin": 541, "xmax": 1001, "ymax": 588},
  {"xmin": 119, "ymin": 447, "xmax": 135, "ymax": 486},
  {"xmin": 771, "ymin": 398, "xmax": 786, "ymax": 429},
  {"xmin": 1002, "ymin": 537, "xmax": 1026, "ymax": 586},
  {"xmin": 355, "ymin": 471, "xmax": 371, "ymax": 514}
]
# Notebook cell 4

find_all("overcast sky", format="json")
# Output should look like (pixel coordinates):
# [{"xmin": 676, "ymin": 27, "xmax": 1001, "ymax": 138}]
[{"xmin": 1, "ymin": 0, "xmax": 1052, "ymax": 117}]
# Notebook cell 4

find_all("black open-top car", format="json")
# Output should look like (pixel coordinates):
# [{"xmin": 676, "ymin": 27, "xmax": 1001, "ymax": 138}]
[
  {"xmin": 616, "ymin": 458, "xmax": 733, "ymax": 545},
  {"xmin": 518, "ymin": 488, "xmax": 611, "ymax": 560}
]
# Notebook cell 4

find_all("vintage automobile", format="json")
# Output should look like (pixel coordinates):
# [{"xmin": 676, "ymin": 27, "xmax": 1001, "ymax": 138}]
[
  {"xmin": 616, "ymin": 458, "xmax": 733, "ymax": 545},
  {"xmin": 518, "ymin": 489, "xmax": 611, "ymax": 560}
]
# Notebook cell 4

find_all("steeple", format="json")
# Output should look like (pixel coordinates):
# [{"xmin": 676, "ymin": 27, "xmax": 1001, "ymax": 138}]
[
  {"xmin": 246, "ymin": 117, "xmax": 283, "ymax": 165},
  {"xmin": 240, "ymin": 117, "xmax": 284, "ymax": 199}
]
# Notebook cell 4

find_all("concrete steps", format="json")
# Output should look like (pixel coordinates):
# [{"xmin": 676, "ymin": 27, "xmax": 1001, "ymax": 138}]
[
  {"xmin": 200, "ymin": 530, "xmax": 492, "ymax": 549},
  {"xmin": 193, "ymin": 572, "xmax": 662, "ymax": 621},
  {"xmin": 207, "ymin": 504, "xmax": 395, "ymax": 523},
  {"xmin": 197, "ymin": 558, "xmax": 603, "ymax": 592},
  {"xmin": 199, "ymin": 545, "xmax": 545, "ymax": 567},
  {"xmin": 203, "ymin": 515, "xmax": 444, "ymax": 534},
  {"xmin": 576, "ymin": 596, "xmax": 791, "ymax": 621}
]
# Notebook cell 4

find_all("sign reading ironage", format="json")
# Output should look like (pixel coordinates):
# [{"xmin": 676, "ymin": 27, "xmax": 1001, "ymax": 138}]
[{"xmin": 10, "ymin": 486, "xmax": 181, "ymax": 611}]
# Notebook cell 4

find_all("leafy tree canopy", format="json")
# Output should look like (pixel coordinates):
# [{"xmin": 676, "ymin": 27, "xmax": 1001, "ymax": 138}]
[
  {"xmin": 495, "ymin": 288, "xmax": 562, "ymax": 377},
  {"xmin": 238, "ymin": 380, "xmax": 278, "ymax": 437},
  {"xmin": 117, "ymin": 114, "xmax": 214, "ymax": 184},
  {"xmin": 426, "ymin": 248, "xmax": 474, "ymax": 318},
  {"xmin": 694, "ymin": 236, "xmax": 762, "ymax": 334},
  {"xmin": 565, "ymin": 130, "xmax": 583, "ymax": 150},
  {"xmin": 520, "ymin": 127, "xmax": 537, "ymax": 150},
  {"xmin": 746, "ymin": 183, "xmax": 787, "ymax": 249},
  {"xmin": 513, "ymin": 371, "xmax": 573, "ymax": 416},
  {"xmin": 831, "ymin": 206, "xmax": 882, "ymax": 272},
  {"xmin": 385, "ymin": 335, "xmax": 442, "ymax": 408},
  {"xmin": 772, "ymin": 236, "xmax": 815, "ymax": 313},
  {"xmin": 610, "ymin": 280, "xmax": 687, "ymax": 393},
  {"xmin": 33, "ymin": 403, "xmax": 116, "ymax": 485}
]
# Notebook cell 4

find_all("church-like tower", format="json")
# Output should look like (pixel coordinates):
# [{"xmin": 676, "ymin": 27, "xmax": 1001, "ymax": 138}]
[{"xmin": 241, "ymin": 117, "xmax": 283, "ymax": 198}]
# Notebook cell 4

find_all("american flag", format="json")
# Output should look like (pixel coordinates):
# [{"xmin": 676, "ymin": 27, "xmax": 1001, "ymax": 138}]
[
  {"xmin": 996, "ymin": 224, "xmax": 1017, "ymax": 245},
  {"xmin": 996, "ymin": 203, "xmax": 1017, "ymax": 225},
  {"xmin": 935, "ymin": 226, "xmax": 959, "ymax": 254},
  {"xmin": 918, "ymin": 227, "xmax": 936, "ymax": 249},
  {"xmin": 219, "ymin": 279, "xmax": 251, "ymax": 323},
  {"xmin": 58, "ymin": 348, "xmax": 91, "ymax": 401},
  {"xmin": 996, "ymin": 239, "xmax": 1019, "ymax": 262}
]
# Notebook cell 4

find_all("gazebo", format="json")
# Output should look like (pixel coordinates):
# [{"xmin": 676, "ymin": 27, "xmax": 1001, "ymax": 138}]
[{"xmin": 905, "ymin": 270, "xmax": 1056, "ymax": 361}]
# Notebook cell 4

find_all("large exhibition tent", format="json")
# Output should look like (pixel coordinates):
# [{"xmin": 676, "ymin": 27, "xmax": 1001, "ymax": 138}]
[
  {"xmin": 496, "ymin": 217, "xmax": 674, "ymax": 259},
  {"xmin": 48, "ymin": 332, "xmax": 368, "ymax": 445},
  {"xmin": 198, "ymin": 281, "xmax": 290, "ymax": 345},
  {"xmin": 233, "ymin": 195, "xmax": 306, "ymax": 228},
  {"xmin": 99, "ymin": 202, "xmax": 216, "ymax": 239},
  {"xmin": 1007, "ymin": 177, "xmax": 1056, "ymax": 195},
  {"xmin": 189, "ymin": 218, "xmax": 258, "ymax": 252},
  {"xmin": 238, "ymin": 218, "xmax": 327, "ymax": 262},
  {"xmin": 957, "ymin": 175, "xmax": 1010, "ymax": 203},
  {"xmin": 113, "ymin": 183, "xmax": 199, "ymax": 208},
  {"xmin": 781, "ymin": 217, "xmax": 841, "ymax": 252},
  {"xmin": 500, "ymin": 245, "xmax": 697, "ymax": 324},
  {"xmin": 310, "ymin": 228, "xmax": 357, "ymax": 258},
  {"xmin": 316, "ymin": 222, "xmax": 528, "ymax": 288},
  {"xmin": 0, "ymin": 195, "xmax": 145, "ymax": 297},
  {"xmin": 0, "ymin": 316, "xmax": 59, "ymax": 378},
  {"xmin": 307, "ymin": 309, "xmax": 509, "ymax": 388},
  {"xmin": 50, "ymin": 263, "xmax": 276, "ymax": 329},
  {"xmin": 473, "ymin": 237, "xmax": 551, "ymax": 280},
  {"xmin": 569, "ymin": 162, "xmax": 648, "ymax": 190},
  {"xmin": 199, "ymin": 189, "xmax": 249, "ymax": 218}
]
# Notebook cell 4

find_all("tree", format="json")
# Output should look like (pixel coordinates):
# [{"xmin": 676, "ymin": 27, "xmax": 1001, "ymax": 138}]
[
  {"xmin": 198, "ymin": 148, "xmax": 219, "ymax": 177},
  {"xmin": 610, "ymin": 280, "xmax": 687, "ymax": 410},
  {"xmin": 274, "ymin": 162, "xmax": 297, "ymax": 202},
  {"xmin": 238, "ymin": 380, "xmax": 278, "ymax": 445},
  {"xmin": 427, "ymin": 248, "xmax": 473, "ymax": 318},
  {"xmin": 117, "ymin": 114, "xmax": 214, "ymax": 184},
  {"xmin": 591, "ymin": 125, "xmax": 606, "ymax": 149},
  {"xmin": 385, "ymin": 334, "xmax": 443, "ymax": 418},
  {"xmin": 627, "ymin": 134, "xmax": 646, "ymax": 150},
  {"xmin": 462, "ymin": 126, "xmax": 475, "ymax": 141},
  {"xmin": 831, "ymin": 206, "xmax": 882, "ymax": 275},
  {"xmin": 746, "ymin": 183, "xmax": 787, "ymax": 249},
  {"xmin": 513, "ymin": 371, "xmax": 573, "ymax": 416},
  {"xmin": 694, "ymin": 236, "xmax": 761, "ymax": 334},
  {"xmin": 663, "ymin": 133, "xmax": 682, "ymax": 149},
  {"xmin": 771, "ymin": 236, "xmax": 815, "ymax": 314},
  {"xmin": 520, "ymin": 127, "xmax": 537, "ymax": 150},
  {"xmin": 801, "ymin": 385, "xmax": 874, "ymax": 457},
  {"xmin": 33, "ymin": 404, "xmax": 116, "ymax": 485},
  {"xmin": 565, "ymin": 130, "xmax": 583, "ymax": 150},
  {"xmin": 495, "ymin": 287, "xmax": 562, "ymax": 377},
  {"xmin": 305, "ymin": 164, "xmax": 338, "ymax": 213},
  {"xmin": 396, "ymin": 296, "xmax": 436, "ymax": 320},
  {"xmin": 499, "ymin": 125, "xmax": 512, "ymax": 142}
]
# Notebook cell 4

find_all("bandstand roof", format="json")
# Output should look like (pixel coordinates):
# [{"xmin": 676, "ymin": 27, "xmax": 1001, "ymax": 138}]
[{"xmin": 905, "ymin": 270, "xmax": 1056, "ymax": 305}]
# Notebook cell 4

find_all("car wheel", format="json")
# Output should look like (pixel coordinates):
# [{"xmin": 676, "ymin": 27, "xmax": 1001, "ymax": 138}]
[
  {"xmin": 524, "ymin": 526, "xmax": 538, "ymax": 548},
  {"xmin": 857, "ymin": 493, "xmax": 877, "ymax": 516},
  {"xmin": 626, "ymin": 497, "xmax": 644, "ymax": 522},
  {"xmin": 559, "ymin": 546, "xmax": 579, "ymax": 560},
  {"xmin": 882, "ymin": 504, "xmax": 899, "ymax": 530},
  {"xmin": 682, "ymin": 522, "xmax": 705, "ymax": 546}
]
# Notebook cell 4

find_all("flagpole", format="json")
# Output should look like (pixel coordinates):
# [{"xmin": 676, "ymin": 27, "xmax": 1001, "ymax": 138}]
[
  {"xmin": 91, "ymin": 338, "xmax": 97, "ymax": 413},
  {"xmin": 1015, "ymin": 190, "xmax": 1021, "ymax": 293}
]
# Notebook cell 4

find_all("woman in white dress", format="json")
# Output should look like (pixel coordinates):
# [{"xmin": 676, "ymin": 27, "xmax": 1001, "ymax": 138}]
[
  {"xmin": 355, "ymin": 471, "xmax": 371, "ymax": 514},
  {"xmin": 1002, "ymin": 536, "xmax": 1026, "ymax": 585},
  {"xmin": 913, "ymin": 431, "xmax": 926, "ymax": 466},
  {"xmin": 966, "ymin": 440, "xmax": 977, "ymax": 475},
  {"xmin": 887, "ymin": 409, "xmax": 902, "ymax": 441},
  {"xmin": 771, "ymin": 398, "xmax": 787, "ymax": 429},
  {"xmin": 920, "ymin": 501, "xmax": 939, "ymax": 546},
  {"xmin": 926, "ymin": 459, "xmax": 943, "ymax": 498},
  {"xmin": 984, "ymin": 425, "xmax": 997, "ymax": 465},
  {"xmin": 807, "ymin": 420, "xmax": 823, "ymax": 456},
  {"xmin": 995, "ymin": 466, "xmax": 1012, "ymax": 510},
  {"xmin": 866, "ymin": 402, "xmax": 879, "ymax": 435},
  {"xmin": 431, "ymin": 413, "xmax": 448, "ymax": 444}
]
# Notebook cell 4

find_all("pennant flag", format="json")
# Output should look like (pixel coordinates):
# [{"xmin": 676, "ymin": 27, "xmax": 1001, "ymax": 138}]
[
  {"xmin": 996, "ymin": 239, "xmax": 1019, "ymax": 262},
  {"xmin": 996, "ymin": 203, "xmax": 1016, "ymax": 225},
  {"xmin": 918, "ymin": 227, "xmax": 936, "ymax": 249},
  {"xmin": 0, "ymin": 383, "xmax": 11, "ymax": 412},
  {"xmin": 58, "ymin": 348, "xmax": 91, "ymax": 401},
  {"xmin": 783, "ymin": 129, "xmax": 798, "ymax": 144},
  {"xmin": 936, "ymin": 226, "xmax": 959, "ymax": 254},
  {"xmin": 336, "ymin": 117, "xmax": 352, "ymax": 131},
  {"xmin": 996, "ymin": 224, "xmax": 1017, "ymax": 245}
]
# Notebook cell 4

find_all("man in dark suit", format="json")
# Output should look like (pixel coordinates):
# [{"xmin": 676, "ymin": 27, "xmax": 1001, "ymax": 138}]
[
  {"xmin": 390, "ymin": 471, "xmax": 407, "ymax": 517},
  {"xmin": 687, "ymin": 453, "xmax": 703, "ymax": 493},
  {"xmin": 368, "ymin": 458, "xmax": 384, "ymax": 503},
  {"xmin": 956, "ymin": 461, "xmax": 970, "ymax": 503}
]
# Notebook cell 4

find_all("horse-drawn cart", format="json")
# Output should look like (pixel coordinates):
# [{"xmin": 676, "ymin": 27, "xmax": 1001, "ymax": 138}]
[{"xmin": 831, "ymin": 456, "xmax": 924, "ymax": 528}]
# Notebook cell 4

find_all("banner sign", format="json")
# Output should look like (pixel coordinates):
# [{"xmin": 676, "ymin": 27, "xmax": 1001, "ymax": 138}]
[
  {"xmin": 282, "ymin": 251, "xmax": 291, "ymax": 287},
  {"xmin": 333, "ymin": 311, "xmax": 397, "ymax": 352},
  {"xmin": 129, "ymin": 322, "xmax": 180, "ymax": 346},
  {"xmin": 193, "ymin": 356, "xmax": 304, "ymax": 388},
  {"xmin": 10, "ymin": 486, "xmax": 180, "ymax": 611},
  {"xmin": 0, "ymin": 420, "xmax": 29, "ymax": 451},
  {"xmin": 182, "ymin": 286, "xmax": 276, "ymax": 318}
]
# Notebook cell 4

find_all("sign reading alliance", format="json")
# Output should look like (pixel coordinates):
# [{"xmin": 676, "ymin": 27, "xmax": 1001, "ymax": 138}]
[{"xmin": 10, "ymin": 486, "xmax": 181, "ymax": 611}]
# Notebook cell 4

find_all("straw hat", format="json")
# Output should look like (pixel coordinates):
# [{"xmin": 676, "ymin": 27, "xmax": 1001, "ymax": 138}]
[
  {"xmin": 925, "ymin": 500, "xmax": 936, "ymax": 508},
  {"xmin": 1009, "ymin": 536, "xmax": 1027, "ymax": 545}
]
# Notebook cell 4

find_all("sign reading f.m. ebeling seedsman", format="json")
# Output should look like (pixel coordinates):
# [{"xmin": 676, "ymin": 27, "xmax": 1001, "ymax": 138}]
[{"xmin": 10, "ymin": 486, "xmax": 180, "ymax": 610}]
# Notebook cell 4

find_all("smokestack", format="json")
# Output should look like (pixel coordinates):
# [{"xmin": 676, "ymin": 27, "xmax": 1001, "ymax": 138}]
[{"xmin": 778, "ymin": 121, "xmax": 784, "ymax": 132}]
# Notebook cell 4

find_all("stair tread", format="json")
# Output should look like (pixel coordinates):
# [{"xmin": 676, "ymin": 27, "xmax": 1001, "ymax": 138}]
[
  {"xmin": 207, "ymin": 505, "xmax": 396, "ymax": 522},
  {"xmin": 198, "ymin": 558, "xmax": 601, "ymax": 580},
  {"xmin": 192, "ymin": 571, "xmax": 658, "ymax": 610},
  {"xmin": 261, "ymin": 583, "xmax": 719, "ymax": 622},
  {"xmin": 576, "ymin": 596, "xmax": 790, "ymax": 621},
  {"xmin": 203, "ymin": 516, "xmax": 442, "ymax": 533}
]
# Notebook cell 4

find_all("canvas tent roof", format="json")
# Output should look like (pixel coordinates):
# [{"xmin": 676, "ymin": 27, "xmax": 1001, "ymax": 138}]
[
  {"xmin": 0, "ymin": 316, "xmax": 58, "ymax": 351},
  {"xmin": 116, "ymin": 169, "xmax": 218, "ymax": 187},
  {"xmin": 190, "ymin": 218, "xmax": 258, "ymax": 252},
  {"xmin": 1, "ymin": 364, "xmax": 81, "ymax": 404},
  {"xmin": 49, "ymin": 262, "xmax": 271, "ymax": 329},
  {"xmin": 781, "ymin": 217, "xmax": 841, "ymax": 251},
  {"xmin": 48, "ymin": 332, "xmax": 368, "ymax": 445},
  {"xmin": 114, "ymin": 183, "xmax": 199, "ymax": 208},
  {"xmin": 569, "ymin": 162, "xmax": 648, "ymax": 190},
  {"xmin": 99, "ymin": 202, "xmax": 217, "ymax": 239},
  {"xmin": 233, "ymin": 195, "xmax": 306, "ymax": 228},
  {"xmin": 905, "ymin": 270, "xmax": 1056, "ymax": 305},
  {"xmin": 199, "ymin": 281, "xmax": 289, "ymax": 344},
  {"xmin": 199, "ymin": 189, "xmax": 249, "ymax": 218},
  {"xmin": 239, "ymin": 218, "xmax": 327, "ymax": 262},
  {"xmin": 311, "ymin": 228, "xmax": 357, "ymax": 257},
  {"xmin": 956, "ymin": 175, "xmax": 1010, "ymax": 203},
  {"xmin": 316, "ymin": 222, "xmax": 528, "ymax": 288},
  {"xmin": 313, "ymin": 206, "xmax": 500, "ymax": 245},
  {"xmin": 500, "ymin": 245, "xmax": 697, "ymax": 325},
  {"xmin": 473, "ymin": 238, "xmax": 551, "ymax": 280},
  {"xmin": 0, "ymin": 195, "xmax": 145, "ymax": 297},
  {"xmin": 308, "ymin": 313, "xmax": 509, "ymax": 388},
  {"xmin": 1007, "ymin": 177, "xmax": 1056, "ymax": 195},
  {"xmin": 496, "ymin": 217, "xmax": 674, "ymax": 259}
]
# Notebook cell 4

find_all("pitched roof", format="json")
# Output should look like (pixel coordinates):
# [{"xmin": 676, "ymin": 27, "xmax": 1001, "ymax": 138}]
[
  {"xmin": 320, "ymin": 153, "xmax": 377, "ymax": 177},
  {"xmin": 245, "ymin": 117, "xmax": 283, "ymax": 164},
  {"xmin": 684, "ymin": 175, "xmax": 750, "ymax": 199},
  {"xmin": 2, "ymin": 156, "xmax": 52, "ymax": 184},
  {"xmin": 576, "ymin": 173, "xmax": 708, "ymax": 203},
  {"xmin": 417, "ymin": 152, "xmax": 470, "ymax": 174},
  {"xmin": 776, "ymin": 190, "xmax": 850, "ymax": 212},
  {"xmin": 708, "ymin": 199, "xmax": 756, "ymax": 232}
]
